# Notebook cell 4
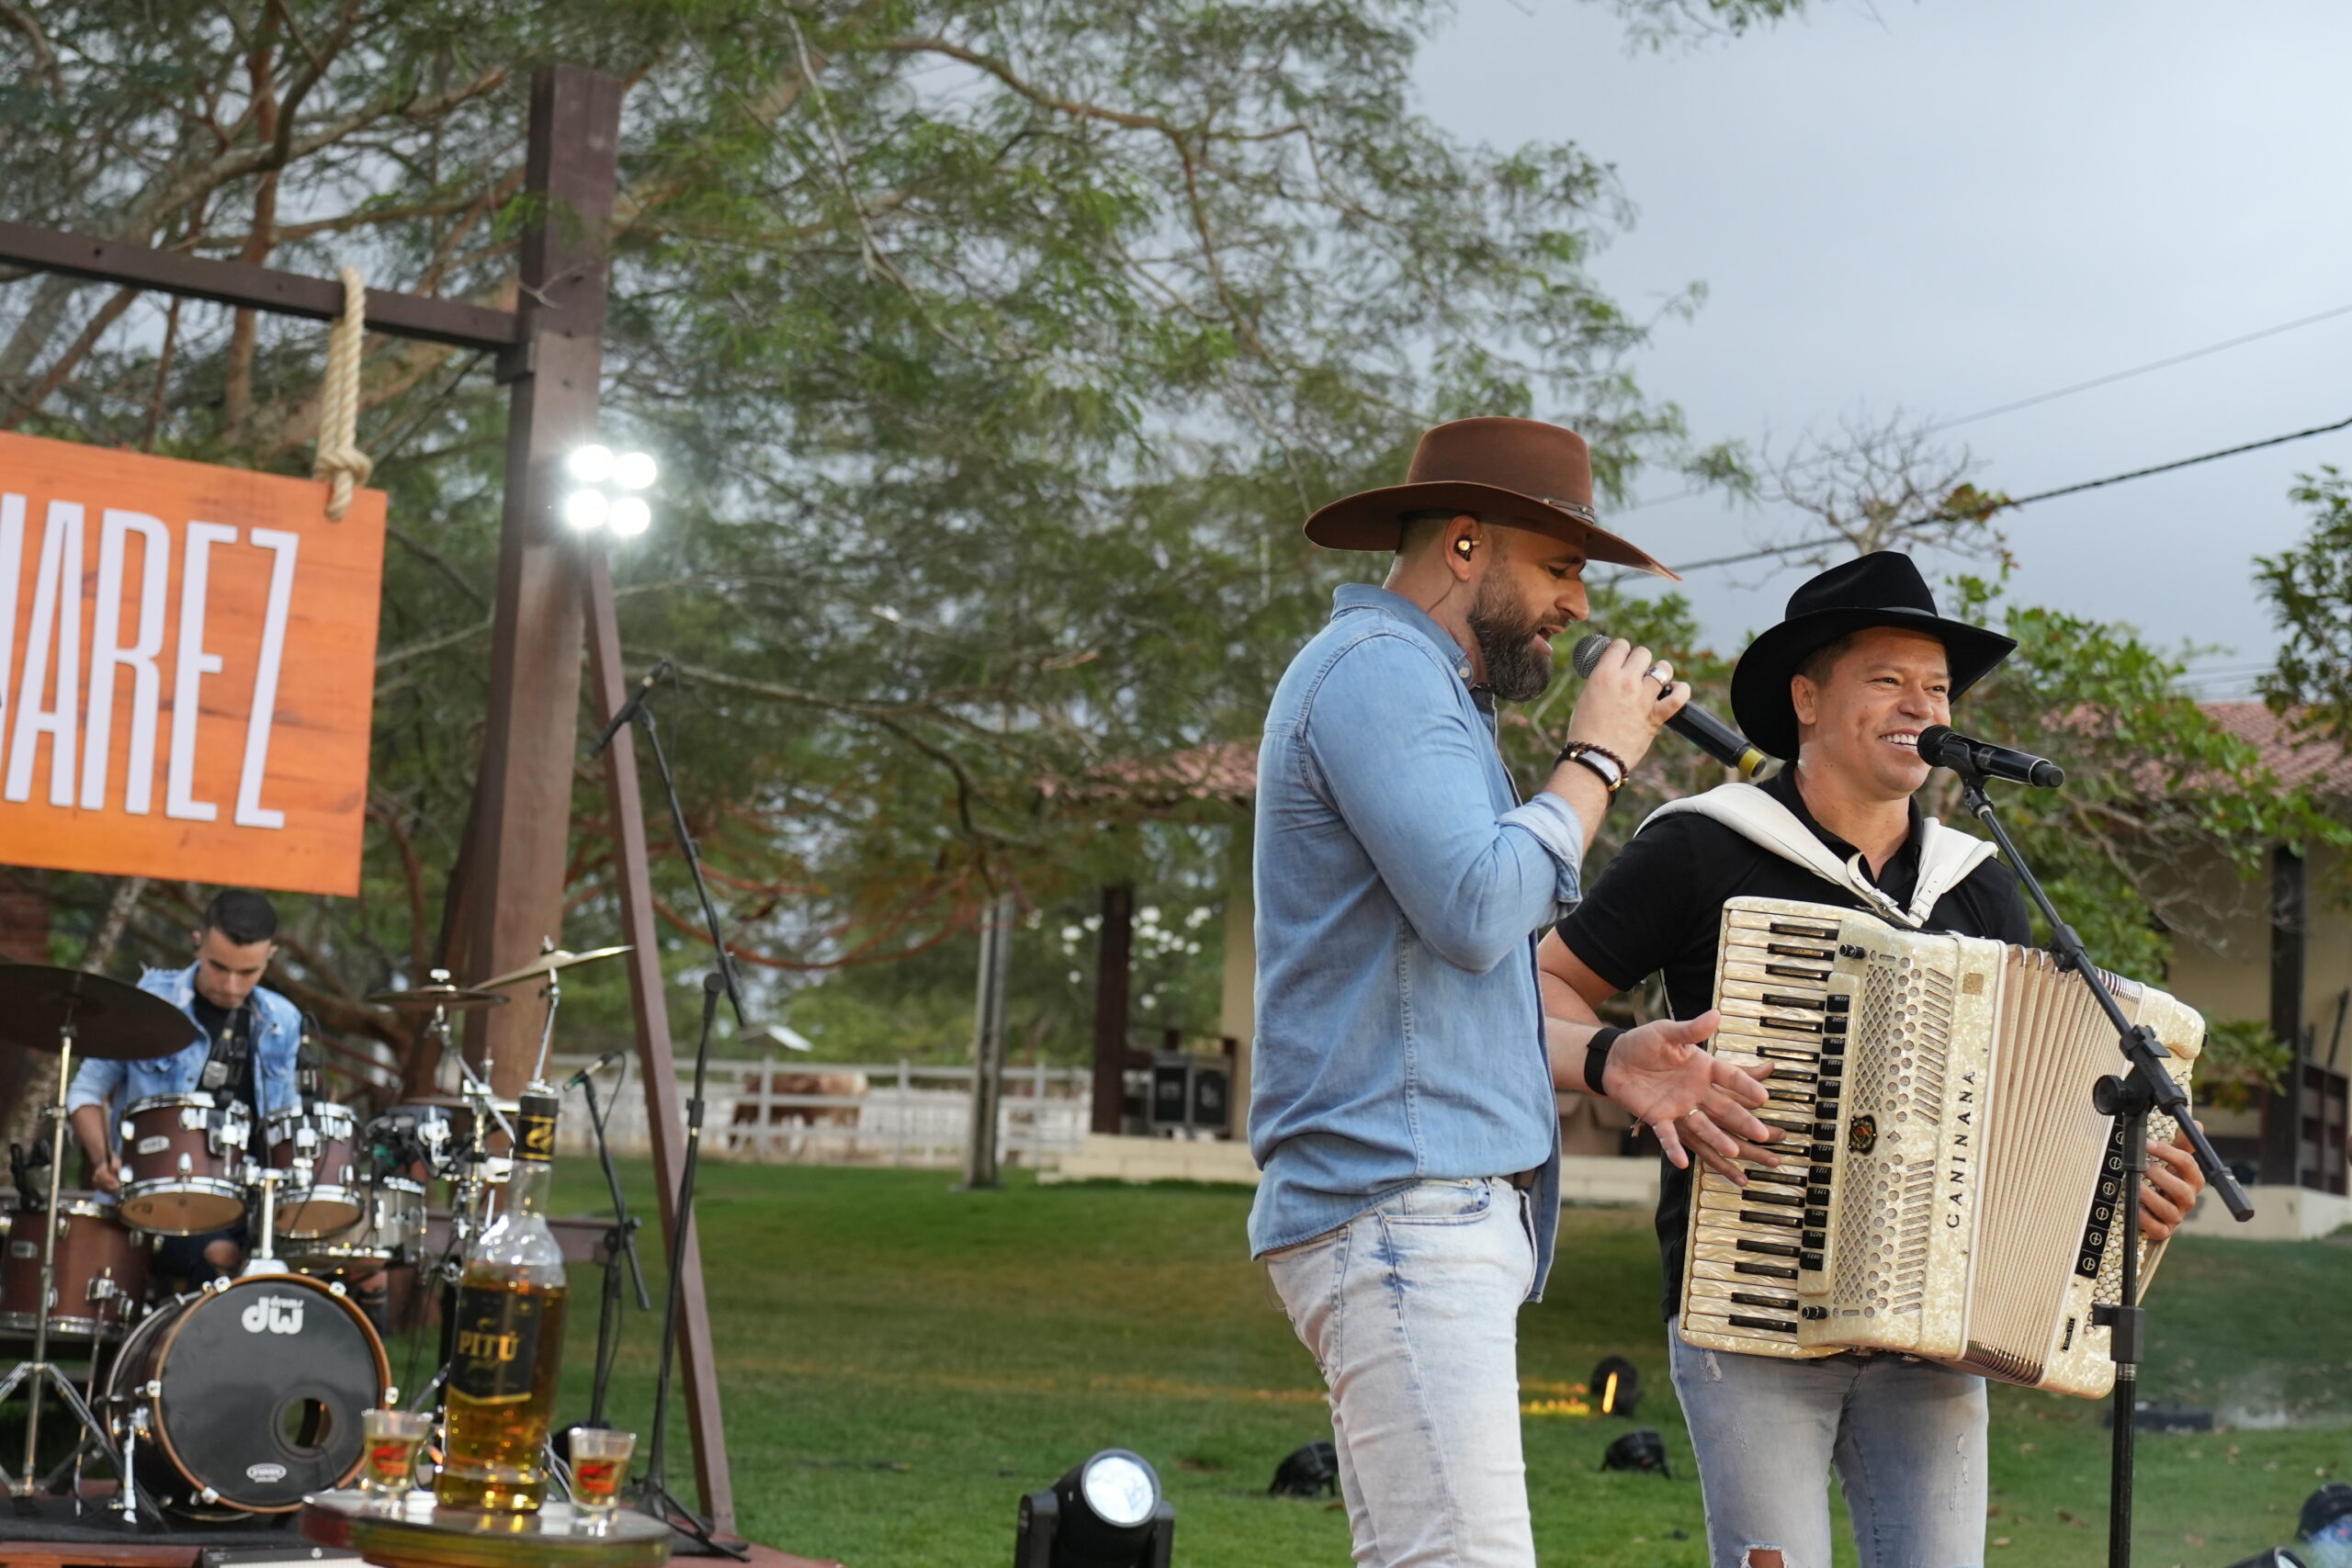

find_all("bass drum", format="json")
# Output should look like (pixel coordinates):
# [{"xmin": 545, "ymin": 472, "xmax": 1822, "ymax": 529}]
[{"xmin": 106, "ymin": 1272, "xmax": 388, "ymax": 1514}]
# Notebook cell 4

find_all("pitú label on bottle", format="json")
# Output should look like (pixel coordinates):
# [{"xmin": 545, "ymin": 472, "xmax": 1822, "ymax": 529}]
[
  {"xmin": 515, "ymin": 1092, "xmax": 559, "ymax": 1164},
  {"xmin": 448, "ymin": 1284, "xmax": 548, "ymax": 1403}
]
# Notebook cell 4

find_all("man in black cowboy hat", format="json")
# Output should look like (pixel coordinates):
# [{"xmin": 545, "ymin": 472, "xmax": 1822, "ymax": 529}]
[
  {"xmin": 1537, "ymin": 550, "xmax": 2206, "ymax": 1568},
  {"xmin": 1251, "ymin": 417, "xmax": 1779, "ymax": 1568}
]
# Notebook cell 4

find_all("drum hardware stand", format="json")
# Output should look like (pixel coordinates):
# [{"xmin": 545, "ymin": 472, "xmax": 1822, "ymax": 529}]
[
  {"xmin": 573, "ymin": 1055, "xmax": 650, "ymax": 1434},
  {"xmin": 0, "ymin": 1011, "xmax": 122, "ymax": 1499},
  {"xmin": 599, "ymin": 673, "xmax": 750, "ymax": 1560},
  {"xmin": 239, "ymin": 1168, "xmax": 288, "ymax": 1278},
  {"xmin": 1949, "ymin": 758, "xmax": 2253, "ymax": 1568}
]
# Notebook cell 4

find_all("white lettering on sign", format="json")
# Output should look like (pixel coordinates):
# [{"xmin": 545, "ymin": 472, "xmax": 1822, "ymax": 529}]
[
  {"xmin": 82, "ymin": 510, "xmax": 169, "ymax": 815},
  {"xmin": 232, "ymin": 527, "xmax": 298, "ymax": 830},
  {"xmin": 166, "ymin": 520, "xmax": 235, "ymax": 822},
  {"xmin": 6, "ymin": 501, "xmax": 84, "ymax": 806}
]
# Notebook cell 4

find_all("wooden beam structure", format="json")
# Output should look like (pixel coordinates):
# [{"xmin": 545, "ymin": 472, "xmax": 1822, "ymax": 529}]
[
  {"xmin": 0, "ymin": 220, "xmax": 517, "ymax": 351},
  {"xmin": 466, "ymin": 65, "xmax": 626, "ymax": 1093}
]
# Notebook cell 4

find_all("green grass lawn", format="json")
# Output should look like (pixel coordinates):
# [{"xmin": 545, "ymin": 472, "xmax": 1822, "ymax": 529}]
[{"xmin": 444, "ymin": 1164, "xmax": 2347, "ymax": 1566}]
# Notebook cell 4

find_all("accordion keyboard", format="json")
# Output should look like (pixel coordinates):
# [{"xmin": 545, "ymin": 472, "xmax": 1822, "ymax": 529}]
[{"xmin": 1679, "ymin": 907, "xmax": 1849, "ymax": 1359}]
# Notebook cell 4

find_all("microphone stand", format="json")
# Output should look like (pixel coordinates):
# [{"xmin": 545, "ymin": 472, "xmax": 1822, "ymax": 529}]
[
  {"xmin": 597, "ymin": 674, "xmax": 749, "ymax": 1561},
  {"xmin": 573, "ymin": 1056, "xmax": 650, "ymax": 1433},
  {"xmin": 1945, "ymin": 758, "xmax": 2253, "ymax": 1568}
]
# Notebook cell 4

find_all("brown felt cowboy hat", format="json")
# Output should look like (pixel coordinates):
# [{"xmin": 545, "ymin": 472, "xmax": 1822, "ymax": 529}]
[
  {"xmin": 1302, "ymin": 417, "xmax": 1678, "ymax": 579},
  {"xmin": 1729, "ymin": 551, "xmax": 2018, "ymax": 761}
]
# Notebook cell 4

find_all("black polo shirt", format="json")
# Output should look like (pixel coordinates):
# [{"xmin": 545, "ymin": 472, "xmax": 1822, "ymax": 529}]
[{"xmin": 1553, "ymin": 768, "xmax": 2032, "ymax": 1319}]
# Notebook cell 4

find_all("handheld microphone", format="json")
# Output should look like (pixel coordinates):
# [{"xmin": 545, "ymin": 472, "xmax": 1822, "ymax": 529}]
[
  {"xmin": 563, "ymin": 1048, "xmax": 628, "ymax": 1091},
  {"xmin": 1916, "ymin": 724, "xmax": 2065, "ymax": 788},
  {"xmin": 590, "ymin": 658, "xmax": 673, "ymax": 759},
  {"xmin": 1571, "ymin": 634, "xmax": 1777, "ymax": 782}
]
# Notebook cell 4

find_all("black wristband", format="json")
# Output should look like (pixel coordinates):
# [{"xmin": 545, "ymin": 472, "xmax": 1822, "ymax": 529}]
[{"xmin": 1582, "ymin": 1025, "xmax": 1624, "ymax": 1095}]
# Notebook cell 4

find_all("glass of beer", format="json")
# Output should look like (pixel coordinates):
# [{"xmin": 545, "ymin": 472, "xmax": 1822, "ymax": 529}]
[
  {"xmin": 566, "ymin": 1427, "xmax": 635, "ymax": 1525},
  {"xmin": 359, "ymin": 1408, "xmax": 433, "ymax": 1504}
]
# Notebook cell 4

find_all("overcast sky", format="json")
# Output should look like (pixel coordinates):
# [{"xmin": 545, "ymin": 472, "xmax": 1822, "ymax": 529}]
[{"xmin": 1417, "ymin": 0, "xmax": 2352, "ymax": 694}]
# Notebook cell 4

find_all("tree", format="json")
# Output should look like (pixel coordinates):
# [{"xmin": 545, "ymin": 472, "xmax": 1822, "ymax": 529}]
[
  {"xmin": 2256, "ymin": 468, "xmax": 2352, "ymax": 748},
  {"xmin": 0, "ymin": 0, "xmax": 1805, "ymax": 1057}
]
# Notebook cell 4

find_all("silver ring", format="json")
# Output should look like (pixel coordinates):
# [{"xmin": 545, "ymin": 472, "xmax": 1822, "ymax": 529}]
[{"xmin": 1643, "ymin": 660, "xmax": 1672, "ymax": 685}]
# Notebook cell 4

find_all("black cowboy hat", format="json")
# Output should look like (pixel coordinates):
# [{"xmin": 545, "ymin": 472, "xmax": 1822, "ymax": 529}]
[
  {"xmin": 1303, "ymin": 417, "xmax": 1677, "ymax": 578},
  {"xmin": 1729, "ymin": 551, "xmax": 2017, "ymax": 761}
]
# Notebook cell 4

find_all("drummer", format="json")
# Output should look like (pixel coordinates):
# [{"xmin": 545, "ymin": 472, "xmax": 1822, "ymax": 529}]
[{"xmin": 64, "ymin": 888, "xmax": 302, "ymax": 1281}]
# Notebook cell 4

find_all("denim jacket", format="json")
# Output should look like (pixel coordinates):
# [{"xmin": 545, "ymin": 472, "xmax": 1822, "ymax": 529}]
[
  {"xmin": 63, "ymin": 964, "xmax": 302, "ymax": 1151},
  {"xmin": 1247, "ymin": 585, "xmax": 1579, "ymax": 1297}
]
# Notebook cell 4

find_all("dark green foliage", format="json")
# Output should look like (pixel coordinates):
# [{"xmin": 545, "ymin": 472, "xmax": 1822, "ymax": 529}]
[{"xmin": 2259, "ymin": 468, "xmax": 2352, "ymax": 750}]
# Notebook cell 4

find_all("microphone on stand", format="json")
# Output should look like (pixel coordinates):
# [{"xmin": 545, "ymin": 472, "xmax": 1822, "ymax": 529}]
[
  {"xmin": 563, "ymin": 1049, "xmax": 629, "ymax": 1091},
  {"xmin": 1571, "ymin": 633, "xmax": 1777, "ymax": 782},
  {"xmin": 1916, "ymin": 724, "xmax": 2065, "ymax": 788},
  {"xmin": 590, "ymin": 658, "xmax": 673, "ymax": 759}
]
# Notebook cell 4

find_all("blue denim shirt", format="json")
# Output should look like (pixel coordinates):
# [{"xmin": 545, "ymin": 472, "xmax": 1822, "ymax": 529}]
[
  {"xmin": 64, "ymin": 964, "xmax": 302, "ymax": 1151},
  {"xmin": 1247, "ymin": 585, "xmax": 1580, "ymax": 1297}
]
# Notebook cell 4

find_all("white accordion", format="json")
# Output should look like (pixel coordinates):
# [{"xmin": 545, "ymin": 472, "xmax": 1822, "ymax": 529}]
[{"xmin": 1678, "ymin": 897, "xmax": 2202, "ymax": 1399}]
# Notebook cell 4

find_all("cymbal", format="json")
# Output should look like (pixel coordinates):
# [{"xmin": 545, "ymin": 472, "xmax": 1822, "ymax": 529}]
[
  {"xmin": 367, "ymin": 981, "xmax": 508, "ymax": 1012},
  {"xmin": 475, "ymin": 944, "xmax": 632, "ymax": 991},
  {"xmin": 0, "ymin": 965, "xmax": 204, "ymax": 1060}
]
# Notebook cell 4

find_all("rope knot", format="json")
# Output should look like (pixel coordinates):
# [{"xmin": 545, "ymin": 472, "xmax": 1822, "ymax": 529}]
[{"xmin": 312, "ymin": 265, "xmax": 371, "ymax": 520}]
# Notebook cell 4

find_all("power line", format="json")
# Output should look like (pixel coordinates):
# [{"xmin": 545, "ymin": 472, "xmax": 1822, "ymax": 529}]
[
  {"xmin": 1655, "ymin": 410, "xmax": 2352, "ymax": 578},
  {"xmin": 1619, "ymin": 298, "xmax": 2352, "ymax": 516}
]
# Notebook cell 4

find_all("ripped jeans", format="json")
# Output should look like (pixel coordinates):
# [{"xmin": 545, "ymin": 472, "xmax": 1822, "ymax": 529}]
[
  {"xmin": 1668, "ymin": 1320, "xmax": 1988, "ymax": 1568},
  {"xmin": 1266, "ymin": 1178, "xmax": 1539, "ymax": 1568}
]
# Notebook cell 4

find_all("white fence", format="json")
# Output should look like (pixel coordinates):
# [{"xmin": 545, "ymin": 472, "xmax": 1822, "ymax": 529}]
[{"xmin": 545, "ymin": 1055, "xmax": 1093, "ymax": 1168}]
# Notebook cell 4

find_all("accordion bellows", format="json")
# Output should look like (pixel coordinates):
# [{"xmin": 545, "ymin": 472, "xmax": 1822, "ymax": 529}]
[{"xmin": 1678, "ymin": 897, "xmax": 2202, "ymax": 1399}]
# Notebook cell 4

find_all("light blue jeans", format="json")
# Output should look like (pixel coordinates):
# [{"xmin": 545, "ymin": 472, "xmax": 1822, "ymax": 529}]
[
  {"xmin": 1266, "ymin": 1177, "xmax": 1539, "ymax": 1568},
  {"xmin": 1668, "ymin": 1322, "xmax": 1988, "ymax": 1568}
]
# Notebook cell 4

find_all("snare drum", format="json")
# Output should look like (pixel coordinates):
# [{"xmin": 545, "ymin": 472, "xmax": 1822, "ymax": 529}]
[
  {"xmin": 263, "ymin": 1100, "xmax": 363, "ymax": 1237},
  {"xmin": 118, "ymin": 1093, "xmax": 252, "ymax": 1235},
  {"xmin": 283, "ymin": 1178, "xmax": 424, "ymax": 1278},
  {"xmin": 0, "ymin": 1193, "xmax": 151, "ymax": 1340}
]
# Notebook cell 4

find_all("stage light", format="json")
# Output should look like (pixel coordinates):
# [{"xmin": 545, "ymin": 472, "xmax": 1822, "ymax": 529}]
[
  {"xmin": 613, "ymin": 449, "xmax": 659, "ymax": 490},
  {"xmin": 563, "ymin": 489, "xmax": 610, "ymax": 531},
  {"xmin": 1268, "ymin": 1439, "xmax": 1338, "ymax": 1498},
  {"xmin": 609, "ymin": 496, "xmax": 652, "ymax": 536},
  {"xmin": 568, "ymin": 443, "xmax": 617, "ymax": 483},
  {"xmin": 1591, "ymin": 1354, "xmax": 1642, "ymax": 1417},
  {"xmin": 1013, "ymin": 1448, "xmax": 1174, "ymax": 1568},
  {"xmin": 1600, "ymin": 1428, "xmax": 1672, "ymax": 1478}
]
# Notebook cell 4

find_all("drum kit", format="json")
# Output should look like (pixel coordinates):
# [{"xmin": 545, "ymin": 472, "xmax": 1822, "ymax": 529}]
[{"xmin": 0, "ymin": 943, "xmax": 628, "ymax": 1520}]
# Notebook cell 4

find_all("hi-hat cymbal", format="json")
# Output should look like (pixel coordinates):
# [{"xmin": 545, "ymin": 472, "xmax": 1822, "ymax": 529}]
[
  {"xmin": 367, "ymin": 981, "xmax": 508, "ymax": 1012},
  {"xmin": 475, "ymin": 944, "xmax": 632, "ymax": 991},
  {"xmin": 0, "ymin": 964, "xmax": 204, "ymax": 1060}
]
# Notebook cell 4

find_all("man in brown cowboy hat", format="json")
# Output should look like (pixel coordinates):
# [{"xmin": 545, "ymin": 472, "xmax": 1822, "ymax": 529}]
[
  {"xmin": 1538, "ymin": 550, "xmax": 2206, "ymax": 1568},
  {"xmin": 1250, "ymin": 416, "xmax": 1779, "ymax": 1568}
]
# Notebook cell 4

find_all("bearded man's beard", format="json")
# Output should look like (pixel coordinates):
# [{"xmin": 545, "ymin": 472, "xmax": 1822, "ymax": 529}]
[{"xmin": 1465, "ymin": 574, "xmax": 1555, "ymax": 703}]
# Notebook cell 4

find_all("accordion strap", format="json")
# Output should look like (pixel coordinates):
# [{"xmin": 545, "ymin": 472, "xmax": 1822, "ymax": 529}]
[{"xmin": 1638, "ymin": 783, "xmax": 1996, "ymax": 930}]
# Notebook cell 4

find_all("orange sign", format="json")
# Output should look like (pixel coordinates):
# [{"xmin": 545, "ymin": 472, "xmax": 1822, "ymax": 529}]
[{"xmin": 0, "ymin": 432, "xmax": 384, "ymax": 896}]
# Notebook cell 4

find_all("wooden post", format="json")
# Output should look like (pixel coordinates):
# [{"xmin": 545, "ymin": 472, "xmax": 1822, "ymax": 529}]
[
  {"xmin": 583, "ymin": 548, "xmax": 734, "ymax": 1534},
  {"xmin": 1090, "ymin": 885, "xmax": 1135, "ymax": 1135},
  {"xmin": 963, "ymin": 895, "xmax": 1013, "ymax": 1189},
  {"xmin": 465, "ymin": 65, "xmax": 625, "ymax": 1093},
  {"xmin": 2263, "ymin": 844, "xmax": 2307, "ymax": 1187}
]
